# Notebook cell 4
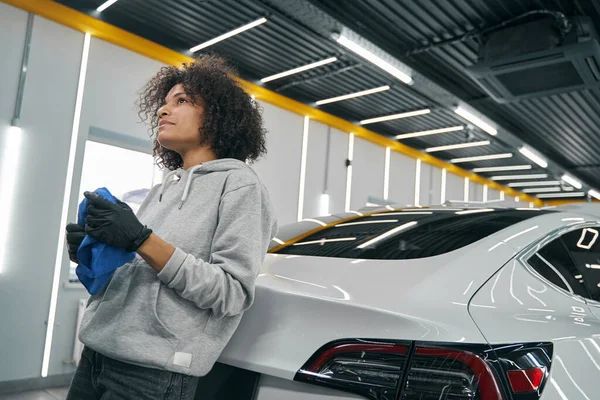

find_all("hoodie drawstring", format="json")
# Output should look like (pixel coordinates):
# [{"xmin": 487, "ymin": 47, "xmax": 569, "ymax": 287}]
[
  {"xmin": 179, "ymin": 164, "xmax": 203, "ymax": 209},
  {"xmin": 158, "ymin": 170, "xmax": 180, "ymax": 202}
]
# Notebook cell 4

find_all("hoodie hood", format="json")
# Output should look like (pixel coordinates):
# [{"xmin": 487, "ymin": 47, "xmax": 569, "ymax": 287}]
[{"xmin": 159, "ymin": 158, "xmax": 252, "ymax": 209}]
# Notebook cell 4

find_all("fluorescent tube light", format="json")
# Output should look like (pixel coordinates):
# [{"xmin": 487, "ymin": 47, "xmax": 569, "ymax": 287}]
[
  {"xmin": 454, "ymin": 107, "xmax": 497, "ymax": 136},
  {"xmin": 395, "ymin": 125, "xmax": 463, "ymax": 140},
  {"xmin": 360, "ymin": 108, "xmax": 430, "ymax": 125},
  {"xmin": 426, "ymin": 140, "xmax": 490, "ymax": 153},
  {"xmin": 522, "ymin": 187, "xmax": 561, "ymax": 193},
  {"xmin": 519, "ymin": 147, "xmax": 548, "ymax": 168},
  {"xmin": 537, "ymin": 192, "xmax": 585, "ymax": 198},
  {"xmin": 261, "ymin": 57, "xmax": 337, "ymax": 83},
  {"xmin": 508, "ymin": 181, "xmax": 560, "ymax": 187},
  {"xmin": 335, "ymin": 35, "xmax": 413, "ymax": 84},
  {"xmin": 0, "ymin": 126, "xmax": 23, "ymax": 275},
  {"xmin": 190, "ymin": 17, "xmax": 267, "ymax": 52},
  {"xmin": 297, "ymin": 116, "xmax": 309, "ymax": 221},
  {"xmin": 473, "ymin": 165, "xmax": 532, "ymax": 172},
  {"xmin": 491, "ymin": 174, "xmax": 548, "ymax": 181},
  {"xmin": 97, "ymin": 0, "xmax": 118, "ymax": 12},
  {"xmin": 589, "ymin": 190, "xmax": 600, "ymax": 200},
  {"xmin": 451, "ymin": 153, "xmax": 512, "ymax": 164},
  {"xmin": 562, "ymin": 174, "xmax": 582, "ymax": 189},
  {"xmin": 316, "ymin": 85, "xmax": 389, "ymax": 105}
]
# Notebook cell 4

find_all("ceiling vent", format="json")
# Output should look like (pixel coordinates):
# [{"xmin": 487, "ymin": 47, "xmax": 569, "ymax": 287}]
[{"xmin": 466, "ymin": 16, "xmax": 600, "ymax": 103}]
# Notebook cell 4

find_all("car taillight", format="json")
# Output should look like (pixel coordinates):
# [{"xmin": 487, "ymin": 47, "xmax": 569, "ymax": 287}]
[
  {"xmin": 298, "ymin": 340, "xmax": 409, "ymax": 400},
  {"xmin": 401, "ymin": 347, "xmax": 502, "ymax": 400},
  {"xmin": 295, "ymin": 340, "xmax": 553, "ymax": 400}
]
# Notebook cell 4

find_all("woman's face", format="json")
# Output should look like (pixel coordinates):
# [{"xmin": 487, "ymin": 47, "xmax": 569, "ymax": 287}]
[{"xmin": 157, "ymin": 84, "xmax": 204, "ymax": 153}]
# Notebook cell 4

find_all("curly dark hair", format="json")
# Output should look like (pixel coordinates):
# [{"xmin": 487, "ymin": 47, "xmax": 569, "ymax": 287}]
[{"xmin": 137, "ymin": 54, "xmax": 266, "ymax": 170}]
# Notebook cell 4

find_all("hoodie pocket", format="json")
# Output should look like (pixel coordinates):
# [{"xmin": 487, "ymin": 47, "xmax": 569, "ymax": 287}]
[{"xmin": 155, "ymin": 284, "xmax": 211, "ymax": 340}]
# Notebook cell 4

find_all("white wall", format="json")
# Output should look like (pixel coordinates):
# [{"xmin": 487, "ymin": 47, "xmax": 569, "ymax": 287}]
[
  {"xmin": 350, "ymin": 137, "xmax": 385, "ymax": 210},
  {"xmin": 388, "ymin": 152, "xmax": 416, "ymax": 206},
  {"xmin": 0, "ymin": 8, "xmax": 84, "ymax": 383},
  {"xmin": 430, "ymin": 167, "xmax": 443, "ymax": 204},
  {"xmin": 252, "ymin": 101, "xmax": 304, "ymax": 226},
  {"xmin": 446, "ymin": 172, "xmax": 464, "ymax": 203},
  {"xmin": 302, "ymin": 120, "xmax": 347, "ymax": 219},
  {"xmin": 326, "ymin": 127, "xmax": 349, "ymax": 215},
  {"xmin": 419, "ymin": 162, "xmax": 433, "ymax": 206}
]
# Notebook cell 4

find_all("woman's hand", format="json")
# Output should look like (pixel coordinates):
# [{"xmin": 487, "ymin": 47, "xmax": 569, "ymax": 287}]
[
  {"xmin": 65, "ymin": 223, "xmax": 86, "ymax": 263},
  {"xmin": 83, "ymin": 191, "xmax": 153, "ymax": 252}
]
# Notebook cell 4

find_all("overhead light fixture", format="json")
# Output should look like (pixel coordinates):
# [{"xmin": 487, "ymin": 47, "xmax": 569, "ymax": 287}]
[
  {"xmin": 190, "ymin": 17, "xmax": 267, "ymax": 52},
  {"xmin": 261, "ymin": 57, "xmax": 337, "ymax": 83},
  {"xmin": 454, "ymin": 107, "xmax": 497, "ymax": 136},
  {"xmin": 395, "ymin": 125, "xmax": 463, "ymax": 140},
  {"xmin": 491, "ymin": 174, "xmax": 548, "ymax": 181},
  {"xmin": 589, "ymin": 189, "xmax": 600, "ymax": 200},
  {"xmin": 508, "ymin": 181, "xmax": 560, "ymax": 187},
  {"xmin": 335, "ymin": 34, "xmax": 413, "ymax": 84},
  {"xmin": 316, "ymin": 85, "xmax": 390, "ymax": 105},
  {"xmin": 451, "ymin": 153, "xmax": 512, "ymax": 164},
  {"xmin": 96, "ymin": 0, "xmax": 118, "ymax": 12},
  {"xmin": 473, "ymin": 165, "xmax": 532, "ymax": 173},
  {"xmin": 522, "ymin": 187, "xmax": 561, "ymax": 193},
  {"xmin": 360, "ymin": 108, "xmax": 430, "ymax": 125},
  {"xmin": 426, "ymin": 140, "xmax": 490, "ymax": 153},
  {"xmin": 561, "ymin": 174, "xmax": 582, "ymax": 189},
  {"xmin": 519, "ymin": 147, "xmax": 548, "ymax": 168},
  {"xmin": 537, "ymin": 192, "xmax": 585, "ymax": 198}
]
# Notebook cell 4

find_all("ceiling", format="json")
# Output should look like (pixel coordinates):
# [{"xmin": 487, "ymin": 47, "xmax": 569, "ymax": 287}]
[{"xmin": 53, "ymin": 0, "xmax": 600, "ymax": 201}]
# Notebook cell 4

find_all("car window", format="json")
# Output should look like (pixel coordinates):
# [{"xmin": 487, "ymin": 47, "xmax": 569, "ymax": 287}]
[
  {"xmin": 274, "ymin": 210, "xmax": 547, "ymax": 260},
  {"xmin": 526, "ymin": 237, "xmax": 590, "ymax": 298},
  {"xmin": 560, "ymin": 227, "xmax": 600, "ymax": 301}
]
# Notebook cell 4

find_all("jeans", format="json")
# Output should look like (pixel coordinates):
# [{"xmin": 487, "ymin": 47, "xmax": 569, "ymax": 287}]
[{"xmin": 66, "ymin": 347, "xmax": 199, "ymax": 400}]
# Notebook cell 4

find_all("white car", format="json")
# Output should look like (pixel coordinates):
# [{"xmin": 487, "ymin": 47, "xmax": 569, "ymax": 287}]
[{"xmin": 198, "ymin": 203, "xmax": 600, "ymax": 400}]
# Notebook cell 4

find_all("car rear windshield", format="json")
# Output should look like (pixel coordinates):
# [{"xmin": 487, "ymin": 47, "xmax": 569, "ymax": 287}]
[{"xmin": 273, "ymin": 209, "xmax": 549, "ymax": 260}]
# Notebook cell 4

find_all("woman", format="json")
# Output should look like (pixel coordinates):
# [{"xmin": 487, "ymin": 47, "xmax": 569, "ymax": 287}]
[{"xmin": 65, "ymin": 54, "xmax": 277, "ymax": 399}]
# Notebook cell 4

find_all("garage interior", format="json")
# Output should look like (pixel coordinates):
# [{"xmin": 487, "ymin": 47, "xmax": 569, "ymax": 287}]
[{"xmin": 1, "ymin": 0, "xmax": 600, "ymax": 398}]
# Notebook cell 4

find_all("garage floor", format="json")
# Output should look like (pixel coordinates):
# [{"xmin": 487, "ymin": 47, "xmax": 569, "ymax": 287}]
[{"xmin": 0, "ymin": 387, "xmax": 68, "ymax": 400}]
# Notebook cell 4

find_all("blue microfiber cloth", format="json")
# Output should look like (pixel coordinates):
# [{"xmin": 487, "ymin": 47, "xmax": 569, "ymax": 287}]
[{"xmin": 76, "ymin": 187, "xmax": 136, "ymax": 295}]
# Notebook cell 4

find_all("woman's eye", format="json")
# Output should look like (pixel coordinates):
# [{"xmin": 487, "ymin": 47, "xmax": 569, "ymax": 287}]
[{"xmin": 178, "ymin": 98, "xmax": 187, "ymax": 104}]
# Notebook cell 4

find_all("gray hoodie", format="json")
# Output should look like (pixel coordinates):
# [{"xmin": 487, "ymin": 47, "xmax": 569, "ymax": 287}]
[{"xmin": 79, "ymin": 158, "xmax": 277, "ymax": 377}]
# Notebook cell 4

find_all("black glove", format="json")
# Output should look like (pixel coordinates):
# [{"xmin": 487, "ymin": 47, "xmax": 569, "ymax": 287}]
[
  {"xmin": 65, "ymin": 223, "xmax": 86, "ymax": 264},
  {"xmin": 83, "ymin": 191, "xmax": 153, "ymax": 252}
]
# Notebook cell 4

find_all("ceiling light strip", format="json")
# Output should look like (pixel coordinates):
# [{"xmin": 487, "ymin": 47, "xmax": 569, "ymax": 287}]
[
  {"xmin": 316, "ymin": 85, "xmax": 390, "ymax": 105},
  {"xmin": 360, "ymin": 108, "xmax": 430, "ymax": 125},
  {"xmin": 562, "ymin": 174, "xmax": 582, "ymax": 189},
  {"xmin": 473, "ymin": 165, "xmax": 532, "ymax": 173},
  {"xmin": 522, "ymin": 187, "xmax": 561, "ymax": 193},
  {"xmin": 395, "ymin": 125, "xmax": 463, "ymax": 140},
  {"xmin": 519, "ymin": 147, "xmax": 548, "ymax": 168},
  {"xmin": 508, "ymin": 181, "xmax": 560, "ymax": 187},
  {"xmin": 537, "ymin": 192, "xmax": 586, "ymax": 198},
  {"xmin": 491, "ymin": 174, "xmax": 548, "ymax": 181},
  {"xmin": 454, "ymin": 107, "xmax": 497, "ymax": 136},
  {"xmin": 190, "ymin": 17, "xmax": 267, "ymax": 52},
  {"xmin": 451, "ymin": 153, "xmax": 513, "ymax": 164},
  {"xmin": 261, "ymin": 57, "xmax": 337, "ymax": 83},
  {"xmin": 335, "ymin": 34, "xmax": 413, "ymax": 84},
  {"xmin": 426, "ymin": 140, "xmax": 490, "ymax": 153},
  {"xmin": 97, "ymin": 0, "xmax": 118, "ymax": 12}
]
